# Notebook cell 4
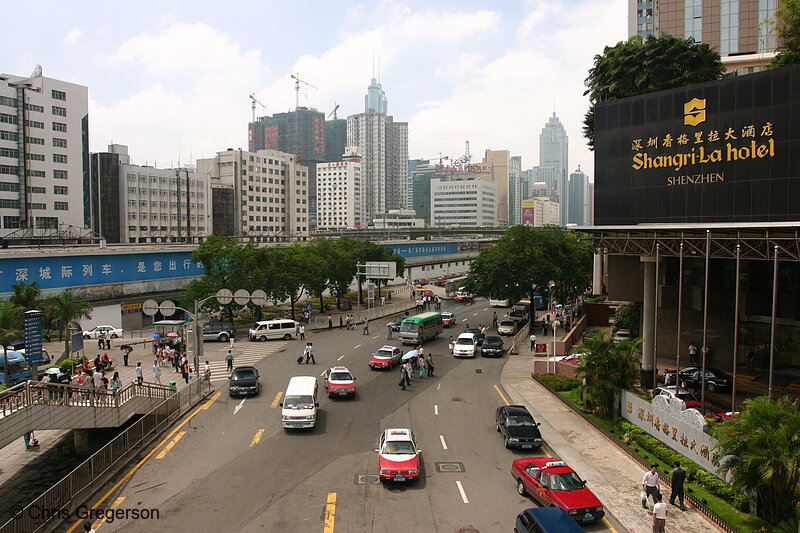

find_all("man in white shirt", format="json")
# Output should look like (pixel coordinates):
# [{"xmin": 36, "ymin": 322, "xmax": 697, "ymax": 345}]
[
  {"xmin": 152, "ymin": 361, "xmax": 161, "ymax": 385},
  {"xmin": 530, "ymin": 333, "xmax": 537, "ymax": 351},
  {"xmin": 642, "ymin": 464, "xmax": 660, "ymax": 509},
  {"xmin": 652, "ymin": 493, "xmax": 667, "ymax": 532},
  {"xmin": 92, "ymin": 369, "xmax": 103, "ymax": 388}
]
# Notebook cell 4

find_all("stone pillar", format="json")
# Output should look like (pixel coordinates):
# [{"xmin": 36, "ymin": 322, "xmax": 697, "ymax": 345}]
[
  {"xmin": 73, "ymin": 428, "xmax": 90, "ymax": 454},
  {"xmin": 592, "ymin": 251, "xmax": 604, "ymax": 295},
  {"xmin": 641, "ymin": 257, "xmax": 656, "ymax": 385}
]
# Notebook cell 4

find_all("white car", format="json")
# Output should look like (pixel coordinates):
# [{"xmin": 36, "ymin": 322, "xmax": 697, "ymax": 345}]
[
  {"xmin": 612, "ymin": 329, "xmax": 632, "ymax": 343},
  {"xmin": 453, "ymin": 332, "xmax": 478, "ymax": 358},
  {"xmin": 83, "ymin": 325, "xmax": 123, "ymax": 339}
]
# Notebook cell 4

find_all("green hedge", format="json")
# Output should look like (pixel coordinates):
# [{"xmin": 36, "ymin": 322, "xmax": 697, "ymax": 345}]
[
  {"xmin": 617, "ymin": 421, "xmax": 747, "ymax": 511},
  {"xmin": 539, "ymin": 373, "xmax": 581, "ymax": 391},
  {"xmin": 59, "ymin": 356, "xmax": 88, "ymax": 373}
]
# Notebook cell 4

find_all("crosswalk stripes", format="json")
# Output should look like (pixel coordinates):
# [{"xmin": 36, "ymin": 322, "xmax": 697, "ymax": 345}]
[{"xmin": 197, "ymin": 341, "xmax": 291, "ymax": 382}]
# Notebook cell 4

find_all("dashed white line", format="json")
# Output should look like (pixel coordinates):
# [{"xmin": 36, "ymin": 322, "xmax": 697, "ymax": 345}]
[
  {"xmin": 372, "ymin": 335, "xmax": 379, "ymax": 339},
  {"xmin": 472, "ymin": 312, "xmax": 479, "ymax": 316},
  {"xmin": 439, "ymin": 435, "xmax": 448, "ymax": 450},
  {"xmin": 337, "ymin": 355, "xmax": 344, "ymax": 361},
  {"xmin": 456, "ymin": 481, "xmax": 469, "ymax": 503},
  {"xmin": 354, "ymin": 344, "xmax": 362, "ymax": 349},
  {"xmin": 461, "ymin": 318, "xmax": 468, "ymax": 322},
  {"xmin": 434, "ymin": 404, "xmax": 438, "ymax": 415},
  {"xmin": 483, "ymin": 307, "xmax": 489, "ymax": 311},
  {"xmin": 437, "ymin": 383, "xmax": 441, "ymax": 391},
  {"xmin": 320, "ymin": 371, "xmax": 326, "ymax": 377}
]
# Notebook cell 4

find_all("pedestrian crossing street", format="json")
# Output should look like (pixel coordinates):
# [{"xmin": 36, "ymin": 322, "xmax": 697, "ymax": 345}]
[{"xmin": 206, "ymin": 341, "xmax": 291, "ymax": 382}]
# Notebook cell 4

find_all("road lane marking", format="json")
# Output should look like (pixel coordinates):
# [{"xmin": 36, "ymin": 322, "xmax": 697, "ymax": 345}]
[
  {"xmin": 434, "ymin": 404, "xmax": 438, "ymax": 415},
  {"xmin": 473, "ymin": 312, "xmax": 479, "ymax": 316},
  {"xmin": 461, "ymin": 318, "xmax": 468, "ymax": 322},
  {"xmin": 602, "ymin": 517, "xmax": 619, "ymax": 533},
  {"xmin": 234, "ymin": 398, "xmax": 246, "ymax": 415},
  {"xmin": 483, "ymin": 307, "xmax": 489, "ymax": 311},
  {"xmin": 66, "ymin": 391, "xmax": 220, "ymax": 532},
  {"xmin": 271, "ymin": 391, "xmax": 283, "ymax": 408},
  {"xmin": 321, "ymin": 370, "xmax": 327, "ymax": 377},
  {"xmin": 372, "ymin": 335, "xmax": 379, "ymax": 339},
  {"xmin": 494, "ymin": 384, "xmax": 510, "ymax": 406},
  {"xmin": 323, "ymin": 492, "xmax": 337, "ymax": 533},
  {"xmin": 437, "ymin": 383, "xmax": 441, "ymax": 391},
  {"xmin": 354, "ymin": 344, "xmax": 361, "ymax": 349},
  {"xmin": 455, "ymin": 481, "xmax": 469, "ymax": 503},
  {"xmin": 337, "ymin": 355, "xmax": 344, "ymax": 361},
  {"xmin": 250, "ymin": 428, "xmax": 265, "ymax": 448},
  {"xmin": 439, "ymin": 435, "xmax": 448, "ymax": 450},
  {"xmin": 91, "ymin": 496, "xmax": 125, "ymax": 531},
  {"xmin": 155, "ymin": 431, "xmax": 186, "ymax": 459}
]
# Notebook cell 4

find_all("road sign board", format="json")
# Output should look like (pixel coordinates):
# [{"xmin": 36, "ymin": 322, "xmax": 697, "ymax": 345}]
[
  {"xmin": 250, "ymin": 289, "xmax": 267, "ymax": 306},
  {"xmin": 71, "ymin": 331, "xmax": 84, "ymax": 354},
  {"xmin": 142, "ymin": 299, "xmax": 159, "ymax": 316},
  {"xmin": 23, "ymin": 310, "xmax": 45, "ymax": 365},
  {"xmin": 160, "ymin": 300, "xmax": 176, "ymax": 316},
  {"xmin": 364, "ymin": 261, "xmax": 396, "ymax": 280},
  {"xmin": 215, "ymin": 288, "xmax": 233, "ymax": 305},
  {"xmin": 234, "ymin": 289, "xmax": 251, "ymax": 306}
]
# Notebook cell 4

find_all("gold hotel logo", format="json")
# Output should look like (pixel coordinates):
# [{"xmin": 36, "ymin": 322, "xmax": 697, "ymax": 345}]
[{"xmin": 684, "ymin": 98, "xmax": 706, "ymax": 126}]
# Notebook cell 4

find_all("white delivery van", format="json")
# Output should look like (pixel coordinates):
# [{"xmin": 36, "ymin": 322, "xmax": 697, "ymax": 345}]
[
  {"xmin": 248, "ymin": 319, "xmax": 297, "ymax": 341},
  {"xmin": 280, "ymin": 376, "xmax": 319, "ymax": 429}
]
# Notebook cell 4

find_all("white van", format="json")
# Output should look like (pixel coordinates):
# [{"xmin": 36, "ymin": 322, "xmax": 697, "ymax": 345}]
[
  {"xmin": 280, "ymin": 376, "xmax": 319, "ymax": 429},
  {"xmin": 248, "ymin": 319, "xmax": 297, "ymax": 341},
  {"xmin": 489, "ymin": 297, "xmax": 511, "ymax": 307}
]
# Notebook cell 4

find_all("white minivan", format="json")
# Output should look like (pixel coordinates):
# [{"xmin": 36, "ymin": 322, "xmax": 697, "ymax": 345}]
[
  {"xmin": 453, "ymin": 332, "xmax": 478, "ymax": 358},
  {"xmin": 248, "ymin": 319, "xmax": 297, "ymax": 341},
  {"xmin": 280, "ymin": 376, "xmax": 319, "ymax": 429}
]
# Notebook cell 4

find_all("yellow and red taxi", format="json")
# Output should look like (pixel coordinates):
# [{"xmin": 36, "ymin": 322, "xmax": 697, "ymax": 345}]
[
  {"xmin": 375, "ymin": 428, "xmax": 421, "ymax": 482},
  {"xmin": 324, "ymin": 366, "xmax": 356, "ymax": 398},
  {"xmin": 511, "ymin": 457, "xmax": 604, "ymax": 523},
  {"xmin": 368, "ymin": 345, "xmax": 402, "ymax": 370}
]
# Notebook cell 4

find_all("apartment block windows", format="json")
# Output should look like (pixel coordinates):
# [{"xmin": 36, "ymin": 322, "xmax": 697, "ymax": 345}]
[
  {"xmin": 720, "ymin": 0, "xmax": 740, "ymax": 56},
  {"xmin": 53, "ymin": 185, "xmax": 68, "ymax": 195},
  {"xmin": 758, "ymin": 0, "xmax": 777, "ymax": 53},
  {"xmin": 685, "ymin": 0, "xmax": 703, "ymax": 41},
  {"xmin": 52, "ymin": 106, "xmax": 66, "ymax": 116},
  {"xmin": 52, "ymin": 122, "xmax": 67, "ymax": 132},
  {"xmin": 53, "ymin": 169, "xmax": 68, "ymax": 180},
  {"xmin": 53, "ymin": 154, "xmax": 67, "ymax": 164},
  {"xmin": 54, "ymin": 201, "xmax": 69, "ymax": 210},
  {"xmin": 53, "ymin": 138, "xmax": 67, "ymax": 148},
  {"xmin": 51, "ymin": 89, "xmax": 66, "ymax": 101}
]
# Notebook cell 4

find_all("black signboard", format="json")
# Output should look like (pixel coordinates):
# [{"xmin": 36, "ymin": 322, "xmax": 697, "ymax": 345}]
[
  {"xmin": 594, "ymin": 64, "xmax": 800, "ymax": 225},
  {"xmin": 23, "ymin": 310, "xmax": 46, "ymax": 365}
]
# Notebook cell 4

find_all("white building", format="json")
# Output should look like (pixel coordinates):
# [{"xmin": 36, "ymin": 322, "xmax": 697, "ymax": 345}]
[
  {"xmin": 0, "ymin": 68, "xmax": 88, "ymax": 236},
  {"xmin": 316, "ymin": 150, "xmax": 362, "ymax": 230},
  {"xmin": 430, "ymin": 177, "xmax": 497, "ymax": 227},
  {"xmin": 372, "ymin": 209, "xmax": 424, "ymax": 229},
  {"xmin": 197, "ymin": 148, "xmax": 308, "ymax": 241},
  {"xmin": 533, "ymin": 198, "xmax": 560, "ymax": 227}
]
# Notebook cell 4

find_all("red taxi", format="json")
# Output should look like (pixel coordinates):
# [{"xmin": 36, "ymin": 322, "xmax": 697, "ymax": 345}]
[
  {"xmin": 511, "ymin": 457, "xmax": 604, "ymax": 523},
  {"xmin": 441, "ymin": 312, "xmax": 456, "ymax": 327},
  {"xmin": 368, "ymin": 345, "xmax": 402, "ymax": 370},
  {"xmin": 376, "ymin": 428, "xmax": 421, "ymax": 482},
  {"xmin": 324, "ymin": 366, "xmax": 356, "ymax": 398}
]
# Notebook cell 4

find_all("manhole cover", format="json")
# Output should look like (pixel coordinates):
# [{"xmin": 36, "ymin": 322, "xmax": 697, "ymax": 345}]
[
  {"xmin": 435, "ymin": 462, "xmax": 465, "ymax": 473},
  {"xmin": 457, "ymin": 527, "xmax": 479, "ymax": 533},
  {"xmin": 475, "ymin": 369, "xmax": 483, "ymax": 374},
  {"xmin": 355, "ymin": 474, "xmax": 380, "ymax": 485}
]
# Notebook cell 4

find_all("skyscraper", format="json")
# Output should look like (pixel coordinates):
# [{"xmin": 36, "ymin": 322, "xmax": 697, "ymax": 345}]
[
  {"xmin": 568, "ymin": 165, "xmax": 589, "ymax": 226},
  {"xmin": 347, "ymin": 79, "xmax": 408, "ymax": 223},
  {"xmin": 539, "ymin": 112, "xmax": 568, "ymax": 225},
  {"xmin": 480, "ymin": 150, "xmax": 510, "ymax": 225},
  {"xmin": 509, "ymin": 156, "xmax": 522, "ymax": 225}
]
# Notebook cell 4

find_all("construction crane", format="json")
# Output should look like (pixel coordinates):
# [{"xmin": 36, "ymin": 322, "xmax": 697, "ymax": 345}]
[
  {"xmin": 327, "ymin": 103, "xmax": 340, "ymax": 120},
  {"xmin": 249, "ymin": 93, "xmax": 267, "ymax": 123},
  {"xmin": 290, "ymin": 73, "xmax": 318, "ymax": 110}
]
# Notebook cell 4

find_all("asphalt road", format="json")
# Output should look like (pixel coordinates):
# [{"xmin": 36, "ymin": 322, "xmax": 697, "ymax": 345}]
[{"xmin": 65, "ymin": 300, "xmax": 626, "ymax": 533}]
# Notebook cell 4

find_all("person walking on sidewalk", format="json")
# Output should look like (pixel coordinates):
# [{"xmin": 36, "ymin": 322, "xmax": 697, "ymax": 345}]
[
  {"xmin": 328, "ymin": 315, "xmax": 333, "ymax": 329},
  {"xmin": 226, "ymin": 349, "xmax": 234, "ymax": 372},
  {"xmin": 135, "ymin": 362, "xmax": 143, "ymax": 385},
  {"xmin": 182, "ymin": 359, "xmax": 190, "ymax": 383},
  {"xmin": 305, "ymin": 342, "xmax": 316, "ymax": 364},
  {"xmin": 530, "ymin": 333, "xmax": 537, "ymax": 351},
  {"xmin": 652, "ymin": 493, "xmax": 667, "ymax": 532},
  {"xmin": 152, "ymin": 360, "xmax": 161, "ymax": 385},
  {"xmin": 299, "ymin": 324, "xmax": 305, "ymax": 340},
  {"xmin": 203, "ymin": 361, "xmax": 211, "ymax": 386},
  {"xmin": 642, "ymin": 464, "xmax": 661, "ymax": 509},
  {"xmin": 670, "ymin": 461, "xmax": 686, "ymax": 510},
  {"xmin": 541, "ymin": 320, "xmax": 547, "ymax": 336},
  {"xmin": 688, "ymin": 342, "xmax": 698, "ymax": 364}
]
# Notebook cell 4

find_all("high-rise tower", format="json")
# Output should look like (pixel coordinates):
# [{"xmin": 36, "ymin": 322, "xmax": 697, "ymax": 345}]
[{"xmin": 539, "ymin": 112, "xmax": 569, "ymax": 226}]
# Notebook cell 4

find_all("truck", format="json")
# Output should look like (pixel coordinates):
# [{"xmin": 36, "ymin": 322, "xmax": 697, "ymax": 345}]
[
  {"xmin": 0, "ymin": 351, "xmax": 33, "ymax": 386},
  {"xmin": 510, "ymin": 300, "xmax": 531, "ymax": 321}
]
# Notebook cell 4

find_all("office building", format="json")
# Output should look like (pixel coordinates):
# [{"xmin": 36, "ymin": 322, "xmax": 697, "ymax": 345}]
[
  {"xmin": 0, "ymin": 68, "xmax": 89, "ymax": 235},
  {"xmin": 509, "ymin": 156, "xmax": 522, "ymax": 225},
  {"xmin": 196, "ymin": 148, "xmax": 308, "ymax": 241},
  {"xmin": 532, "ymin": 198, "xmax": 560, "ymax": 227},
  {"xmin": 539, "ymin": 113, "xmax": 569, "ymax": 226},
  {"xmin": 325, "ymin": 118, "xmax": 347, "ymax": 163},
  {"xmin": 430, "ymin": 176, "xmax": 497, "ymax": 227},
  {"xmin": 480, "ymin": 149, "xmax": 510, "ymax": 225},
  {"xmin": 347, "ymin": 78, "xmax": 408, "ymax": 223},
  {"xmin": 628, "ymin": 0, "xmax": 780, "ymax": 74},
  {"xmin": 372, "ymin": 209, "xmax": 424, "ymax": 228},
  {"xmin": 409, "ymin": 159, "xmax": 437, "ymax": 225},
  {"xmin": 90, "ymin": 144, "xmax": 209, "ymax": 244},
  {"xmin": 316, "ymin": 149, "xmax": 362, "ymax": 230},
  {"xmin": 568, "ymin": 165, "xmax": 589, "ymax": 226}
]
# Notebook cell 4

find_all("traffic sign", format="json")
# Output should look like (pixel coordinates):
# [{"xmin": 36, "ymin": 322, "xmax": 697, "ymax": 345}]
[
  {"xmin": 142, "ymin": 299, "xmax": 159, "ymax": 316},
  {"xmin": 234, "ymin": 289, "xmax": 251, "ymax": 306},
  {"xmin": 250, "ymin": 289, "xmax": 267, "ymax": 306},
  {"xmin": 215, "ymin": 288, "xmax": 233, "ymax": 305},
  {"xmin": 160, "ymin": 300, "xmax": 176, "ymax": 316}
]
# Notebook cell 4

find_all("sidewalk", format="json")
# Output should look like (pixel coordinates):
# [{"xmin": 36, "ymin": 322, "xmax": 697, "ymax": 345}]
[{"xmin": 500, "ymin": 356, "xmax": 718, "ymax": 533}]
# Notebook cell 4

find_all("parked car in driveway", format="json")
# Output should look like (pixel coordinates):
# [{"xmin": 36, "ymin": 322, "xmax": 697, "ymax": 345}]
[
  {"xmin": 495, "ymin": 404, "xmax": 543, "ymax": 449},
  {"xmin": 651, "ymin": 386, "xmax": 701, "ymax": 409},
  {"xmin": 664, "ymin": 366, "xmax": 731, "ymax": 392},
  {"xmin": 83, "ymin": 325, "xmax": 123, "ymax": 339}
]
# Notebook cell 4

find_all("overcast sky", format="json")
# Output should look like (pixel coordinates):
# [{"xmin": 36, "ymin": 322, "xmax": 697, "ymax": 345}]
[{"xmin": 2, "ymin": 0, "xmax": 627, "ymax": 178}]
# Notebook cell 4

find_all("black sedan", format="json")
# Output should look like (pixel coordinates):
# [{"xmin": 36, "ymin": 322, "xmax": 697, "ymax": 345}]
[
  {"xmin": 495, "ymin": 405, "xmax": 543, "ymax": 449},
  {"xmin": 228, "ymin": 366, "xmax": 260, "ymax": 396},
  {"xmin": 664, "ymin": 366, "xmax": 731, "ymax": 392},
  {"xmin": 482, "ymin": 336, "xmax": 505, "ymax": 357}
]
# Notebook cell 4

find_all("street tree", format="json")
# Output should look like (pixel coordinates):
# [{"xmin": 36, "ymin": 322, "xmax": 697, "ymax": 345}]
[
  {"xmin": 267, "ymin": 244, "xmax": 308, "ymax": 319},
  {"xmin": 0, "ymin": 301, "xmax": 22, "ymax": 386},
  {"xmin": 303, "ymin": 241, "xmax": 332, "ymax": 313},
  {"xmin": 583, "ymin": 35, "xmax": 724, "ymax": 149},
  {"xmin": 464, "ymin": 225, "xmax": 593, "ymax": 325},
  {"xmin": 713, "ymin": 395, "xmax": 800, "ymax": 525},
  {"xmin": 772, "ymin": 0, "xmax": 800, "ymax": 68},
  {"xmin": 44, "ymin": 289, "xmax": 93, "ymax": 361},
  {"xmin": 576, "ymin": 332, "xmax": 643, "ymax": 418},
  {"xmin": 10, "ymin": 281, "xmax": 41, "ymax": 312},
  {"xmin": 326, "ymin": 237, "xmax": 360, "ymax": 309},
  {"xmin": 348, "ymin": 240, "xmax": 406, "ymax": 301}
]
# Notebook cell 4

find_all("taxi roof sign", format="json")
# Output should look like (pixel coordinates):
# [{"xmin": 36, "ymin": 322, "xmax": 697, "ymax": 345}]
[
  {"xmin": 544, "ymin": 461, "xmax": 566, "ymax": 468},
  {"xmin": 389, "ymin": 429, "xmax": 409, "ymax": 435}
]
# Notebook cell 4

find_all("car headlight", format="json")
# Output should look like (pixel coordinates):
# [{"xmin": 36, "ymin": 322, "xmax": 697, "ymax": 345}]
[
  {"xmin": 380, "ymin": 469, "xmax": 391, "ymax": 475},
  {"xmin": 408, "ymin": 469, "xmax": 418, "ymax": 474},
  {"xmin": 595, "ymin": 506, "xmax": 604, "ymax": 512},
  {"xmin": 508, "ymin": 438, "xmax": 520, "ymax": 442},
  {"xmin": 569, "ymin": 509, "xmax": 579, "ymax": 515},
  {"xmin": 306, "ymin": 415, "xmax": 316, "ymax": 420},
  {"xmin": 282, "ymin": 416, "xmax": 290, "ymax": 421}
]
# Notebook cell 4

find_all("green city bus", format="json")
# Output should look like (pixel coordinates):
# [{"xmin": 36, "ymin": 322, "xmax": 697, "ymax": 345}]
[{"xmin": 399, "ymin": 312, "xmax": 443, "ymax": 345}]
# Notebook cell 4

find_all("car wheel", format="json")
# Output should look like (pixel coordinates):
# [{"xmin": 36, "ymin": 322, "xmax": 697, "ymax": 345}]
[
  {"xmin": 495, "ymin": 422, "xmax": 500, "ymax": 432},
  {"xmin": 517, "ymin": 479, "xmax": 526, "ymax": 496},
  {"xmin": 259, "ymin": 335, "xmax": 267, "ymax": 342},
  {"xmin": 284, "ymin": 333, "xmax": 291, "ymax": 340},
  {"xmin": 111, "ymin": 333, "xmax": 119, "ymax": 339},
  {"xmin": 83, "ymin": 335, "xmax": 90, "ymax": 340},
  {"xmin": 504, "ymin": 437, "xmax": 511, "ymax": 449},
  {"xmin": 219, "ymin": 333, "xmax": 229, "ymax": 342},
  {"xmin": 707, "ymin": 382, "xmax": 717, "ymax": 392}
]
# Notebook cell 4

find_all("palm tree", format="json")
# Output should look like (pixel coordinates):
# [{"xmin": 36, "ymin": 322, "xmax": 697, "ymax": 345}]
[
  {"xmin": 576, "ymin": 333, "xmax": 643, "ymax": 418},
  {"xmin": 713, "ymin": 395, "xmax": 800, "ymax": 525},
  {"xmin": 9, "ymin": 281, "xmax": 41, "ymax": 312},
  {"xmin": 46, "ymin": 289, "xmax": 92, "ymax": 361},
  {"xmin": 0, "ymin": 301, "xmax": 23, "ymax": 386}
]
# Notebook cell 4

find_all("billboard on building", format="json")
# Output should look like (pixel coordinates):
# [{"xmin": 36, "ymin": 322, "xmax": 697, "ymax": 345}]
[
  {"xmin": 521, "ymin": 199, "xmax": 536, "ymax": 226},
  {"xmin": 594, "ymin": 65, "xmax": 800, "ymax": 225}
]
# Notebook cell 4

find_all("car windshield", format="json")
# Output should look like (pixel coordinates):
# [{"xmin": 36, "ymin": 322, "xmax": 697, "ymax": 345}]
[
  {"xmin": 330, "ymin": 372, "xmax": 352, "ymax": 381},
  {"xmin": 283, "ymin": 395, "xmax": 314, "ymax": 409},
  {"xmin": 466, "ymin": 329, "xmax": 481, "ymax": 335},
  {"xmin": 500, "ymin": 321, "xmax": 515, "ymax": 327},
  {"xmin": 507, "ymin": 415, "xmax": 536, "ymax": 427},
  {"xmin": 232, "ymin": 369, "xmax": 256, "ymax": 380},
  {"xmin": 676, "ymin": 392, "xmax": 698, "ymax": 402},
  {"xmin": 375, "ymin": 350, "xmax": 393, "ymax": 359},
  {"xmin": 485, "ymin": 339, "xmax": 501, "ymax": 346},
  {"xmin": 455, "ymin": 338, "xmax": 473, "ymax": 345},
  {"xmin": 6, "ymin": 360, "xmax": 30, "ymax": 374},
  {"xmin": 549, "ymin": 471, "xmax": 584, "ymax": 491},
  {"xmin": 400, "ymin": 322, "xmax": 419, "ymax": 333},
  {"xmin": 382, "ymin": 441, "xmax": 416, "ymax": 455}
]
